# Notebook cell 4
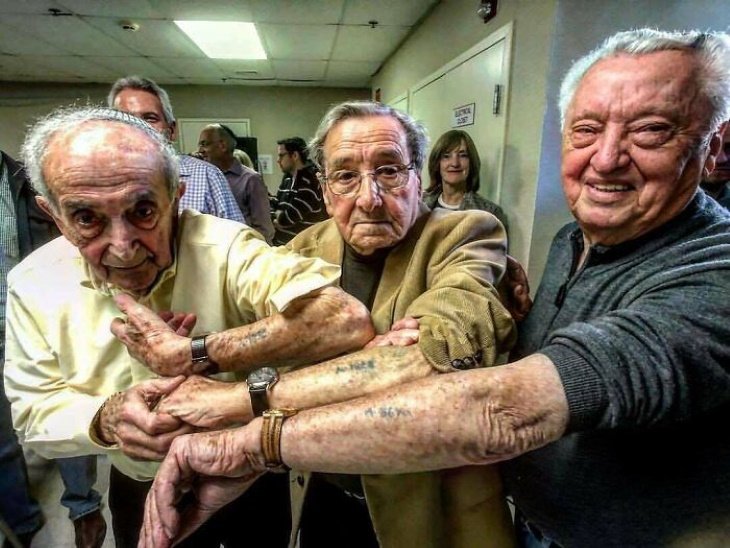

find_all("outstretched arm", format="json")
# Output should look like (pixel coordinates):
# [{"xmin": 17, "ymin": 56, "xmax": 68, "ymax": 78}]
[
  {"xmin": 110, "ymin": 286, "xmax": 374, "ymax": 377},
  {"xmin": 141, "ymin": 353, "xmax": 568, "ymax": 546},
  {"xmin": 278, "ymin": 353, "xmax": 569, "ymax": 473},
  {"xmin": 157, "ymin": 344, "xmax": 432, "ymax": 429}
]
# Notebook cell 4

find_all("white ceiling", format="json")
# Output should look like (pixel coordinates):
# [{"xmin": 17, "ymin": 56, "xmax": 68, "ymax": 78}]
[{"xmin": 0, "ymin": 0, "xmax": 439, "ymax": 88}]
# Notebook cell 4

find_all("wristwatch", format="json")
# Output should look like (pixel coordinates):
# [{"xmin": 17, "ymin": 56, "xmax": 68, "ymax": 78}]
[
  {"xmin": 261, "ymin": 408, "xmax": 299, "ymax": 470},
  {"xmin": 246, "ymin": 367, "xmax": 280, "ymax": 417},
  {"xmin": 190, "ymin": 334, "xmax": 218, "ymax": 374}
]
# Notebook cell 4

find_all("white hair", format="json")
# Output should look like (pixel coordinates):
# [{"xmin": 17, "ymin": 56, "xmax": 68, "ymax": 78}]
[
  {"xmin": 21, "ymin": 106, "xmax": 180, "ymax": 206},
  {"xmin": 559, "ymin": 29, "xmax": 730, "ymax": 132},
  {"xmin": 309, "ymin": 101, "xmax": 429, "ymax": 172}
]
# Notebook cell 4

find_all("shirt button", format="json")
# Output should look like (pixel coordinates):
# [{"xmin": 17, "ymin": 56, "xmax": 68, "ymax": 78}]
[{"xmin": 451, "ymin": 358, "xmax": 466, "ymax": 370}]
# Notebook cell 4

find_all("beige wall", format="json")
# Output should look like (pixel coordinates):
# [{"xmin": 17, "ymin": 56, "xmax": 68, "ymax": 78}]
[
  {"xmin": 372, "ymin": 0, "xmax": 557, "ymax": 267},
  {"xmin": 0, "ymin": 83, "xmax": 368, "ymax": 191}
]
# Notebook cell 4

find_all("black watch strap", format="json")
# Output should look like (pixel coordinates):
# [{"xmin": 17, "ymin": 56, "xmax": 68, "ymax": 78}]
[
  {"xmin": 191, "ymin": 334, "xmax": 219, "ymax": 374},
  {"xmin": 191, "ymin": 335, "xmax": 208, "ymax": 363},
  {"xmin": 250, "ymin": 387, "xmax": 270, "ymax": 418}
]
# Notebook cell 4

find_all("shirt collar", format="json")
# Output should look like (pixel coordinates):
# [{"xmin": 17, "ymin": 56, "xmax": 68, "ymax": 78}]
[{"xmin": 225, "ymin": 159, "xmax": 244, "ymax": 176}]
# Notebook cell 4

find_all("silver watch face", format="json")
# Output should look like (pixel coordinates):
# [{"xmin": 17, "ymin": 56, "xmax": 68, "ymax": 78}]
[{"xmin": 247, "ymin": 366, "xmax": 278, "ymax": 388}]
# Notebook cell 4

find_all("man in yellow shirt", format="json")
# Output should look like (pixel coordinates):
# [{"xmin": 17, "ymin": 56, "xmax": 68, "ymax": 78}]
[{"xmin": 4, "ymin": 106, "xmax": 372, "ymax": 547}]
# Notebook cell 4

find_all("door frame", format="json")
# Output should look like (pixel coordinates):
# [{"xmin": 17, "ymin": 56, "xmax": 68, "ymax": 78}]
[{"xmin": 407, "ymin": 22, "xmax": 513, "ymax": 203}]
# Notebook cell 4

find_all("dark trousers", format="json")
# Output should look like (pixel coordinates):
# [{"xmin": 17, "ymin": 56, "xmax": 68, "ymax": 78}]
[
  {"xmin": 109, "ymin": 466, "xmax": 291, "ymax": 548},
  {"xmin": 299, "ymin": 475, "xmax": 379, "ymax": 548}
]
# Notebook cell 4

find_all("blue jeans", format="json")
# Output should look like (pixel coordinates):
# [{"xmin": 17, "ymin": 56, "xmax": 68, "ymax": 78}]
[
  {"xmin": 56, "ymin": 456, "xmax": 102, "ymax": 520},
  {"xmin": 0, "ymin": 355, "xmax": 101, "ymax": 534}
]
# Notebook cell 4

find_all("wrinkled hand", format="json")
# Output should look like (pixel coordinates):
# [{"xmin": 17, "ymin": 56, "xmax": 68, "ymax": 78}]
[
  {"xmin": 157, "ymin": 376, "xmax": 250, "ymax": 429},
  {"xmin": 139, "ymin": 427, "xmax": 265, "ymax": 548},
  {"xmin": 158, "ymin": 311, "xmax": 197, "ymax": 337},
  {"xmin": 98, "ymin": 376, "xmax": 193, "ymax": 461},
  {"xmin": 503, "ymin": 255, "xmax": 532, "ymax": 322},
  {"xmin": 111, "ymin": 293, "xmax": 205, "ymax": 376},
  {"xmin": 365, "ymin": 316, "xmax": 420, "ymax": 348}
]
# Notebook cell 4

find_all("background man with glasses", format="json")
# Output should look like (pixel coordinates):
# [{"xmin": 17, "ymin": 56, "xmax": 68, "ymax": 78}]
[
  {"xmin": 271, "ymin": 137, "xmax": 327, "ymax": 245},
  {"xmin": 132, "ymin": 101, "xmax": 517, "ymax": 547}
]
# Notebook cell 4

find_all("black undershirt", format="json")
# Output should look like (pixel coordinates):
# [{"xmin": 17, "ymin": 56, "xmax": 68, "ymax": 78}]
[{"xmin": 317, "ymin": 244, "xmax": 392, "ymax": 497}]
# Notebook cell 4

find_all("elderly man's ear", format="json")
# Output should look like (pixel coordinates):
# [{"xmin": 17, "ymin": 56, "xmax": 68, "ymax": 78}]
[
  {"xmin": 704, "ymin": 121, "xmax": 729, "ymax": 178},
  {"xmin": 319, "ymin": 177, "xmax": 333, "ymax": 211},
  {"xmin": 35, "ymin": 195, "xmax": 68, "ymax": 239}
]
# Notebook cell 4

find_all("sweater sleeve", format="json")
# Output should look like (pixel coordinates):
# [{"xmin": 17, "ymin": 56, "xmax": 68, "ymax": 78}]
[{"xmin": 543, "ymin": 257, "xmax": 730, "ymax": 433}]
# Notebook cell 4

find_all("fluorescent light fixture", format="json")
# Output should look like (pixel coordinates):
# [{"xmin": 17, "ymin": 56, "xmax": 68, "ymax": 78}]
[{"xmin": 175, "ymin": 21, "xmax": 266, "ymax": 59}]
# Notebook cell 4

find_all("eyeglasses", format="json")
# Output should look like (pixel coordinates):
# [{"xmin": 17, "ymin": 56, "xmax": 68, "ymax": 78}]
[{"xmin": 320, "ymin": 163, "xmax": 415, "ymax": 196}]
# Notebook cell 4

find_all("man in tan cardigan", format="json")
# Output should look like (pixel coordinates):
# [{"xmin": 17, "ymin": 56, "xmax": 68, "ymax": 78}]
[{"xmin": 131, "ymin": 101, "xmax": 516, "ymax": 548}]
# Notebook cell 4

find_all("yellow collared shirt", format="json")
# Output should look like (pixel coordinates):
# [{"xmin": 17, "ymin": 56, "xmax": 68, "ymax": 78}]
[{"xmin": 4, "ymin": 210, "xmax": 339, "ymax": 480}]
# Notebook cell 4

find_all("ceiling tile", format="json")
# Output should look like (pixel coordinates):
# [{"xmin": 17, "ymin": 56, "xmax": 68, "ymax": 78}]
[
  {"xmin": 0, "ymin": 54, "xmax": 75, "ymax": 79},
  {"xmin": 54, "ymin": 0, "xmax": 159, "ymax": 18},
  {"xmin": 82, "ymin": 18, "xmax": 206, "ymax": 58},
  {"xmin": 146, "ymin": 0, "xmax": 255, "ymax": 21},
  {"xmin": 37, "ymin": 55, "xmax": 121, "ymax": 80},
  {"xmin": 326, "ymin": 60, "xmax": 380, "ymax": 80},
  {"xmin": 0, "ymin": 0, "xmax": 66, "ymax": 15},
  {"xmin": 272, "ymin": 60, "xmax": 326, "ymax": 81},
  {"xmin": 331, "ymin": 25, "xmax": 409, "ymax": 62},
  {"xmin": 154, "ymin": 57, "xmax": 226, "ymax": 80},
  {"xmin": 83, "ymin": 56, "xmax": 178, "ymax": 82},
  {"xmin": 213, "ymin": 59, "xmax": 275, "ymax": 79},
  {"xmin": 341, "ymin": 0, "xmax": 438, "ymax": 26},
  {"xmin": 0, "ymin": 19, "xmax": 72, "ymax": 55},
  {"xmin": 0, "ymin": 0, "xmax": 429, "ymax": 88},
  {"xmin": 0, "ymin": 14, "xmax": 136, "ymax": 56},
  {"xmin": 249, "ymin": 0, "xmax": 345, "ymax": 24},
  {"xmin": 259, "ymin": 24, "xmax": 337, "ymax": 60}
]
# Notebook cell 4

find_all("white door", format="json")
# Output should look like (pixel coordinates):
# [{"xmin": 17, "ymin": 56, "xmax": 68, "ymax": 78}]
[{"xmin": 409, "ymin": 24, "xmax": 512, "ymax": 204}]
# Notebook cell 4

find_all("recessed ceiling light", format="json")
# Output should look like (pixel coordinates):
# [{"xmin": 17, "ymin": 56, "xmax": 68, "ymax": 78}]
[{"xmin": 174, "ymin": 21, "xmax": 266, "ymax": 59}]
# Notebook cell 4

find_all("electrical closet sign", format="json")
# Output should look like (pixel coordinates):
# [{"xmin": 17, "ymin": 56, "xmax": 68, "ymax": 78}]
[{"xmin": 452, "ymin": 103, "xmax": 475, "ymax": 128}]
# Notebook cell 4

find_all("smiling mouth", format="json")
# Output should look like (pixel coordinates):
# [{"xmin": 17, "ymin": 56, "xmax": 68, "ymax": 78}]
[
  {"xmin": 104, "ymin": 258, "xmax": 149, "ymax": 270},
  {"xmin": 587, "ymin": 182, "xmax": 633, "ymax": 192}
]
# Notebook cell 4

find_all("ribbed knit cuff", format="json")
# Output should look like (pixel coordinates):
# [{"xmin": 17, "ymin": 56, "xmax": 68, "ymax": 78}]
[{"xmin": 541, "ymin": 345, "xmax": 608, "ymax": 433}]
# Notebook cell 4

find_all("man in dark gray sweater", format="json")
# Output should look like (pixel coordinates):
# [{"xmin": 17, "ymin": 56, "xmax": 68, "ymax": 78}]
[{"xmin": 138, "ymin": 29, "xmax": 730, "ymax": 548}]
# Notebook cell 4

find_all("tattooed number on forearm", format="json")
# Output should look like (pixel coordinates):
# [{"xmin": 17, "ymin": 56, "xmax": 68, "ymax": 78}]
[
  {"xmin": 335, "ymin": 359, "xmax": 375, "ymax": 375},
  {"xmin": 240, "ymin": 328, "xmax": 267, "ymax": 348},
  {"xmin": 364, "ymin": 406, "xmax": 413, "ymax": 419}
]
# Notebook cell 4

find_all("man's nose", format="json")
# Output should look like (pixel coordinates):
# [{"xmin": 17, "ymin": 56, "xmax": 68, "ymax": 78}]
[
  {"xmin": 590, "ymin": 127, "xmax": 630, "ymax": 174},
  {"xmin": 355, "ymin": 177, "xmax": 383, "ymax": 212},
  {"xmin": 107, "ymin": 219, "xmax": 138, "ymax": 259}
]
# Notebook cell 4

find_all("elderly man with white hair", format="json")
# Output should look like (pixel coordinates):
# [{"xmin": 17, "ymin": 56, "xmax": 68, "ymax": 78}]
[
  {"xmin": 4, "ymin": 106, "xmax": 372, "ymax": 547},
  {"xmin": 141, "ymin": 29, "xmax": 730, "ymax": 548}
]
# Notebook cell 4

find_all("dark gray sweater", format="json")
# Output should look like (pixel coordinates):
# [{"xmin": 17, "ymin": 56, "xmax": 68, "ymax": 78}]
[{"xmin": 504, "ymin": 191, "xmax": 730, "ymax": 547}]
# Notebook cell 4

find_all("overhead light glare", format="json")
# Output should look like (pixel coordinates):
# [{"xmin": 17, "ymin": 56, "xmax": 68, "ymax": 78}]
[{"xmin": 174, "ymin": 20, "xmax": 266, "ymax": 59}]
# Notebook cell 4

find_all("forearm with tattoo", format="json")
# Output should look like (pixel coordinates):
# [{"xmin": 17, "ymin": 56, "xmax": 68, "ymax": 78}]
[
  {"xmin": 271, "ymin": 345, "xmax": 435, "ymax": 413},
  {"xmin": 277, "ymin": 353, "xmax": 569, "ymax": 475},
  {"xmin": 206, "ymin": 287, "xmax": 374, "ymax": 373}
]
